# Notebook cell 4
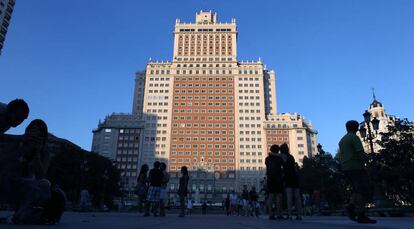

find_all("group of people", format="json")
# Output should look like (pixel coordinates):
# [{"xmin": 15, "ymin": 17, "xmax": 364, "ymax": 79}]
[
  {"xmin": 265, "ymin": 143, "xmax": 302, "ymax": 220},
  {"xmin": 136, "ymin": 162, "xmax": 189, "ymax": 217},
  {"xmin": 0, "ymin": 99, "xmax": 66, "ymax": 225},
  {"xmin": 225, "ymin": 186, "xmax": 260, "ymax": 217}
]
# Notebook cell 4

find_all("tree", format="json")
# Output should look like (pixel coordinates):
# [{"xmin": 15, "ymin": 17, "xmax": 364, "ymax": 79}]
[
  {"xmin": 298, "ymin": 152, "xmax": 348, "ymax": 212},
  {"xmin": 46, "ymin": 136, "xmax": 120, "ymax": 209},
  {"xmin": 368, "ymin": 118, "xmax": 414, "ymax": 206}
]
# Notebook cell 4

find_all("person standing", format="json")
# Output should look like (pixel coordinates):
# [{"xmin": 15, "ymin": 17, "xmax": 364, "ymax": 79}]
[
  {"xmin": 0, "ymin": 99, "xmax": 29, "ymax": 134},
  {"xmin": 338, "ymin": 120, "xmax": 376, "ymax": 224},
  {"xmin": 177, "ymin": 166, "xmax": 189, "ymax": 217},
  {"xmin": 265, "ymin": 144, "xmax": 285, "ymax": 220},
  {"xmin": 159, "ymin": 162, "xmax": 170, "ymax": 217},
  {"xmin": 280, "ymin": 143, "xmax": 302, "ymax": 220},
  {"xmin": 241, "ymin": 185, "xmax": 249, "ymax": 216},
  {"xmin": 187, "ymin": 199, "xmax": 193, "ymax": 215},
  {"xmin": 249, "ymin": 186, "xmax": 259, "ymax": 217},
  {"xmin": 229, "ymin": 191, "xmax": 238, "ymax": 215},
  {"xmin": 144, "ymin": 161, "xmax": 163, "ymax": 217},
  {"xmin": 224, "ymin": 194, "xmax": 230, "ymax": 216},
  {"xmin": 136, "ymin": 164, "xmax": 149, "ymax": 213}
]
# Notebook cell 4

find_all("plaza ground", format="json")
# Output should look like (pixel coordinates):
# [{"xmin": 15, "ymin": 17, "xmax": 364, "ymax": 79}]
[{"xmin": 1, "ymin": 212, "xmax": 414, "ymax": 229}]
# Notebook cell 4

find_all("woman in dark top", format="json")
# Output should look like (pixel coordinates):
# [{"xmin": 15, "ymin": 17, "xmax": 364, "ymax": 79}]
[
  {"xmin": 280, "ymin": 143, "xmax": 302, "ymax": 220},
  {"xmin": 136, "ymin": 164, "xmax": 149, "ymax": 213},
  {"xmin": 178, "ymin": 166, "xmax": 189, "ymax": 217}
]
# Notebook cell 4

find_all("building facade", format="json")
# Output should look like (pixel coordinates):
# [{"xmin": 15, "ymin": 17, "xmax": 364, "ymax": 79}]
[
  {"xmin": 0, "ymin": 0, "xmax": 15, "ymax": 55},
  {"xmin": 92, "ymin": 113, "xmax": 145, "ymax": 190},
  {"xmin": 133, "ymin": 11, "xmax": 317, "ymax": 194},
  {"xmin": 359, "ymin": 94, "xmax": 397, "ymax": 153},
  {"xmin": 94, "ymin": 11, "xmax": 318, "ymax": 201}
]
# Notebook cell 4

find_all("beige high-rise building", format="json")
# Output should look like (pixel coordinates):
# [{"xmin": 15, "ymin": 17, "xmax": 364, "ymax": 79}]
[{"xmin": 129, "ymin": 11, "xmax": 318, "ymax": 197}]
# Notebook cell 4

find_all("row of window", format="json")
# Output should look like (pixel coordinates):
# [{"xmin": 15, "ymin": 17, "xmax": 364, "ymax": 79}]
[
  {"xmin": 116, "ymin": 157, "xmax": 138, "ymax": 162},
  {"xmin": 146, "ymin": 109, "xmax": 169, "ymax": 113},
  {"xmin": 265, "ymin": 123, "xmax": 296, "ymax": 129},
  {"xmin": 169, "ymin": 166, "xmax": 235, "ymax": 172},
  {"xmin": 149, "ymin": 70, "xmax": 171, "ymax": 75},
  {"xmin": 238, "ymin": 96, "xmax": 260, "ymax": 100},
  {"xmin": 172, "ymin": 137, "xmax": 234, "ymax": 142},
  {"xmin": 176, "ymin": 76, "xmax": 233, "ymax": 81},
  {"xmin": 116, "ymin": 149, "xmax": 139, "ymax": 155},
  {"xmin": 239, "ymin": 117, "xmax": 261, "ymax": 121},
  {"xmin": 178, "ymin": 51, "xmax": 232, "ymax": 56},
  {"xmin": 172, "ymin": 130, "xmax": 235, "ymax": 135},
  {"xmin": 176, "ymin": 64, "xmax": 233, "ymax": 68},
  {"xmin": 175, "ymin": 57, "xmax": 233, "ymax": 61},
  {"xmin": 171, "ymin": 144, "xmax": 235, "ymax": 149},
  {"xmin": 147, "ymin": 102, "xmax": 169, "ymax": 106},
  {"xmin": 239, "ymin": 123, "xmax": 262, "ymax": 128},
  {"xmin": 170, "ymin": 151, "xmax": 235, "ymax": 156},
  {"xmin": 238, "ymin": 77, "xmax": 260, "ymax": 81},
  {"xmin": 239, "ymin": 152, "xmax": 263, "ymax": 156},
  {"xmin": 178, "ymin": 30, "xmax": 231, "ymax": 34},
  {"xmin": 175, "ymin": 82, "xmax": 233, "ymax": 87},
  {"xmin": 173, "ymin": 95, "xmax": 234, "ymax": 100},
  {"xmin": 239, "ymin": 131, "xmax": 262, "ymax": 135},
  {"xmin": 174, "ymin": 101, "xmax": 234, "ymax": 106},
  {"xmin": 239, "ymin": 167, "xmax": 264, "ymax": 171},
  {"xmin": 239, "ymin": 109, "xmax": 262, "ymax": 114},
  {"xmin": 238, "ymin": 90, "xmax": 260, "ymax": 94},
  {"xmin": 148, "ymin": 90, "xmax": 169, "ymax": 94},
  {"xmin": 147, "ymin": 95, "xmax": 169, "ymax": 100},
  {"xmin": 238, "ymin": 102, "xmax": 261, "ymax": 107},
  {"xmin": 238, "ymin": 83, "xmax": 260, "ymax": 87},
  {"xmin": 266, "ymin": 130, "xmax": 289, "ymax": 134},
  {"xmin": 148, "ymin": 83, "xmax": 170, "ymax": 87},
  {"xmin": 117, "ymin": 143, "xmax": 139, "ymax": 148},
  {"xmin": 173, "ymin": 109, "xmax": 234, "ymax": 114},
  {"xmin": 239, "ymin": 138, "xmax": 262, "ymax": 142},
  {"xmin": 170, "ymin": 158, "xmax": 234, "ymax": 163},
  {"xmin": 267, "ymin": 137, "xmax": 289, "ymax": 141},
  {"xmin": 239, "ymin": 159, "xmax": 263, "ymax": 163},
  {"xmin": 172, "ymin": 123, "xmax": 234, "ymax": 129},
  {"xmin": 239, "ymin": 145, "xmax": 263, "ymax": 149}
]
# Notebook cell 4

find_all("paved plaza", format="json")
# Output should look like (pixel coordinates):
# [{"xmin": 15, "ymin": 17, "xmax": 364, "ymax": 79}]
[{"xmin": 1, "ymin": 212, "xmax": 413, "ymax": 229}]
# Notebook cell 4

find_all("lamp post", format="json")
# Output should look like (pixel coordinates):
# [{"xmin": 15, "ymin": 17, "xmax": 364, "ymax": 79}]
[
  {"xmin": 359, "ymin": 110, "xmax": 380, "ymax": 154},
  {"xmin": 360, "ymin": 110, "xmax": 387, "ymax": 208}
]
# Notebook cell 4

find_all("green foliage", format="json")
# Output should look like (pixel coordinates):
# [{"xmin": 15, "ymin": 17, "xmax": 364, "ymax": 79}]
[
  {"xmin": 299, "ymin": 153, "xmax": 348, "ymax": 211},
  {"xmin": 368, "ymin": 118, "xmax": 414, "ymax": 206}
]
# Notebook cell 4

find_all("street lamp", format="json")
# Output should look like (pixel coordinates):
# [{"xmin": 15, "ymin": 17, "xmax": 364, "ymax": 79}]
[{"xmin": 360, "ymin": 110, "xmax": 380, "ymax": 154}]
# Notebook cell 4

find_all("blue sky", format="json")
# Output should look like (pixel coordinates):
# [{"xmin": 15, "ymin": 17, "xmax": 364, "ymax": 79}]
[{"xmin": 1, "ymin": 0, "xmax": 413, "ymax": 154}]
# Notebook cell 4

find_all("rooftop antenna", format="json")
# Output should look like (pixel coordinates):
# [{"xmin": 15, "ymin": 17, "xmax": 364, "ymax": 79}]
[{"xmin": 372, "ymin": 87, "xmax": 376, "ymax": 100}]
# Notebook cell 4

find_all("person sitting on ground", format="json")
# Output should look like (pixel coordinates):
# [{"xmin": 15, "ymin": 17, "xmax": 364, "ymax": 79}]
[
  {"xmin": 177, "ymin": 166, "xmax": 189, "ymax": 217},
  {"xmin": 265, "ymin": 144, "xmax": 285, "ymax": 220},
  {"xmin": 144, "ymin": 161, "xmax": 163, "ymax": 217},
  {"xmin": 280, "ymin": 143, "xmax": 302, "ymax": 220},
  {"xmin": 0, "ymin": 119, "xmax": 59, "ymax": 224},
  {"xmin": 338, "ymin": 120, "xmax": 376, "ymax": 224},
  {"xmin": 159, "ymin": 162, "xmax": 170, "ymax": 217},
  {"xmin": 0, "ymin": 99, "xmax": 29, "ymax": 134}
]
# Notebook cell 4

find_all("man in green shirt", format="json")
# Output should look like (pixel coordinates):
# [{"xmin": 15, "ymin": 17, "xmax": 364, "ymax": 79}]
[{"xmin": 338, "ymin": 120, "xmax": 376, "ymax": 224}]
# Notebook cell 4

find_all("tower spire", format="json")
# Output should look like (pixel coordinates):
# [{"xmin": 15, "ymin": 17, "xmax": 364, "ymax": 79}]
[{"xmin": 372, "ymin": 87, "xmax": 376, "ymax": 101}]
